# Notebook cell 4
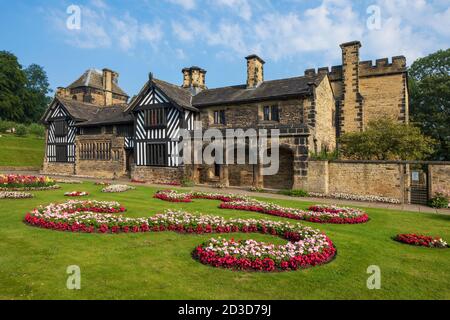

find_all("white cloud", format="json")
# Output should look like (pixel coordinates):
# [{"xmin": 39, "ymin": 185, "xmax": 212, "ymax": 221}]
[
  {"xmin": 166, "ymin": 0, "xmax": 197, "ymax": 10},
  {"xmin": 213, "ymin": 0, "xmax": 252, "ymax": 21},
  {"xmin": 47, "ymin": 4, "xmax": 164, "ymax": 52}
]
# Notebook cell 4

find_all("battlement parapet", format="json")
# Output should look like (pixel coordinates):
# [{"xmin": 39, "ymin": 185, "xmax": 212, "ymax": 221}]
[{"xmin": 304, "ymin": 56, "xmax": 406, "ymax": 81}]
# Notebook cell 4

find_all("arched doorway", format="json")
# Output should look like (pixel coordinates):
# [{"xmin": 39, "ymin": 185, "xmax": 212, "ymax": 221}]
[{"xmin": 263, "ymin": 147, "xmax": 294, "ymax": 190}]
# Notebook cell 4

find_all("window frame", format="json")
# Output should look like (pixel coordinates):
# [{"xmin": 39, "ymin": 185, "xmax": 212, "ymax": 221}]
[
  {"xmin": 54, "ymin": 120, "xmax": 68, "ymax": 137},
  {"xmin": 213, "ymin": 110, "xmax": 226, "ymax": 125},
  {"xmin": 146, "ymin": 143, "xmax": 167, "ymax": 167},
  {"xmin": 144, "ymin": 107, "xmax": 167, "ymax": 129}
]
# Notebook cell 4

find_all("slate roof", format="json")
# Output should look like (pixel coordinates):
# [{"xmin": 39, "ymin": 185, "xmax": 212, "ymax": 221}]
[
  {"xmin": 192, "ymin": 74, "xmax": 324, "ymax": 107},
  {"xmin": 75, "ymin": 104, "xmax": 132, "ymax": 127},
  {"xmin": 68, "ymin": 69, "xmax": 128, "ymax": 97},
  {"xmin": 153, "ymin": 79, "xmax": 196, "ymax": 111},
  {"xmin": 42, "ymin": 97, "xmax": 132, "ymax": 126}
]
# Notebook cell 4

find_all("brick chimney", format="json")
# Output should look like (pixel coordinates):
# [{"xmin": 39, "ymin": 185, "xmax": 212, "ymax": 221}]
[
  {"xmin": 339, "ymin": 41, "xmax": 363, "ymax": 133},
  {"xmin": 102, "ymin": 68, "xmax": 118, "ymax": 106},
  {"xmin": 182, "ymin": 67, "xmax": 206, "ymax": 93},
  {"xmin": 246, "ymin": 54, "xmax": 265, "ymax": 89}
]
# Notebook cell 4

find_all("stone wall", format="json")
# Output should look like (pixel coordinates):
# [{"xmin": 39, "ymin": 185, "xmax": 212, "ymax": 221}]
[
  {"xmin": 132, "ymin": 165, "xmax": 184, "ymax": 184},
  {"xmin": 75, "ymin": 135, "xmax": 128, "ymax": 179},
  {"xmin": 312, "ymin": 75, "xmax": 336, "ymax": 152},
  {"xmin": 199, "ymin": 98, "xmax": 309, "ymax": 129},
  {"xmin": 359, "ymin": 73, "xmax": 408, "ymax": 125},
  {"xmin": 41, "ymin": 161, "xmax": 75, "ymax": 176},
  {"xmin": 429, "ymin": 164, "xmax": 450, "ymax": 196},
  {"xmin": 307, "ymin": 160, "xmax": 407, "ymax": 202},
  {"xmin": 306, "ymin": 161, "xmax": 450, "ymax": 204}
]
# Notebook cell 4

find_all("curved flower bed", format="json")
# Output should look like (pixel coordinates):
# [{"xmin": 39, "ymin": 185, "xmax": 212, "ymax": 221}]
[
  {"xmin": 154, "ymin": 190, "xmax": 247, "ymax": 203},
  {"xmin": 0, "ymin": 191, "xmax": 33, "ymax": 199},
  {"xmin": 0, "ymin": 174, "xmax": 58, "ymax": 191},
  {"xmin": 24, "ymin": 202, "xmax": 336, "ymax": 272},
  {"xmin": 394, "ymin": 234, "xmax": 448, "ymax": 248},
  {"xmin": 101, "ymin": 184, "xmax": 136, "ymax": 193},
  {"xmin": 154, "ymin": 190, "xmax": 368, "ymax": 224},
  {"xmin": 64, "ymin": 191, "xmax": 89, "ymax": 197}
]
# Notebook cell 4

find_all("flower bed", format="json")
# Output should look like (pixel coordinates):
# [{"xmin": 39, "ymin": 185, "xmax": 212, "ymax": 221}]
[
  {"xmin": 24, "ymin": 205, "xmax": 336, "ymax": 272},
  {"xmin": 101, "ymin": 184, "xmax": 135, "ymax": 193},
  {"xmin": 0, "ymin": 174, "xmax": 59, "ymax": 191},
  {"xmin": 308, "ymin": 192, "xmax": 401, "ymax": 204},
  {"xmin": 394, "ymin": 234, "xmax": 448, "ymax": 248},
  {"xmin": 154, "ymin": 190, "xmax": 368, "ymax": 224},
  {"xmin": 64, "ymin": 191, "xmax": 89, "ymax": 197},
  {"xmin": 55, "ymin": 179, "xmax": 83, "ymax": 184},
  {"xmin": 0, "ymin": 191, "xmax": 33, "ymax": 199},
  {"xmin": 94, "ymin": 182, "xmax": 111, "ymax": 186},
  {"xmin": 154, "ymin": 190, "xmax": 248, "ymax": 203}
]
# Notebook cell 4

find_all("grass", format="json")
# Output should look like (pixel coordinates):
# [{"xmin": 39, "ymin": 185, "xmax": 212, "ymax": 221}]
[
  {"xmin": 0, "ymin": 182, "xmax": 449, "ymax": 300},
  {"xmin": 0, "ymin": 134, "xmax": 45, "ymax": 167}
]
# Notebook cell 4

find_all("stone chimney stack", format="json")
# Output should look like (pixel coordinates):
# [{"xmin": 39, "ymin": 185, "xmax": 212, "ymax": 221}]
[
  {"xmin": 182, "ymin": 67, "xmax": 207, "ymax": 93},
  {"xmin": 246, "ymin": 54, "xmax": 265, "ymax": 89},
  {"xmin": 102, "ymin": 68, "xmax": 117, "ymax": 106},
  {"xmin": 56, "ymin": 87, "xmax": 70, "ymax": 99},
  {"xmin": 339, "ymin": 41, "xmax": 363, "ymax": 133}
]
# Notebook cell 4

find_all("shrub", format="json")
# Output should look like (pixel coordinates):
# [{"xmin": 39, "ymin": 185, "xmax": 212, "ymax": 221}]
[
  {"xmin": 279, "ymin": 189, "xmax": 309, "ymax": 197},
  {"xmin": 309, "ymin": 150, "xmax": 338, "ymax": 160},
  {"xmin": 181, "ymin": 177, "xmax": 195, "ymax": 188},
  {"xmin": 15, "ymin": 124, "xmax": 28, "ymax": 137},
  {"xmin": 28, "ymin": 123, "xmax": 45, "ymax": 137},
  {"xmin": 0, "ymin": 120, "xmax": 15, "ymax": 133},
  {"xmin": 428, "ymin": 192, "xmax": 449, "ymax": 209}
]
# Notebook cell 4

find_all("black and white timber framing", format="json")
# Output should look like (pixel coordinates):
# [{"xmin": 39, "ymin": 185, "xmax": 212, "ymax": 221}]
[
  {"xmin": 133, "ymin": 83, "xmax": 195, "ymax": 167},
  {"xmin": 46, "ymin": 103, "xmax": 76, "ymax": 163}
]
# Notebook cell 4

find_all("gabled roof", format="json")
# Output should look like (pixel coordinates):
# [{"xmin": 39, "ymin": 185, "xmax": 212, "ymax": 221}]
[
  {"xmin": 75, "ymin": 104, "xmax": 133, "ymax": 127},
  {"xmin": 192, "ymin": 74, "xmax": 325, "ymax": 107},
  {"xmin": 126, "ymin": 78, "xmax": 198, "ymax": 113},
  {"xmin": 68, "ymin": 69, "xmax": 128, "ymax": 97},
  {"xmin": 42, "ymin": 97, "xmax": 132, "ymax": 126}
]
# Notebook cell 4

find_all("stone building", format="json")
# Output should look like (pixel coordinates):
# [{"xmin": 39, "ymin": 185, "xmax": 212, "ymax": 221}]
[
  {"xmin": 41, "ymin": 69, "xmax": 133, "ymax": 178},
  {"xmin": 41, "ymin": 41, "xmax": 409, "ymax": 189}
]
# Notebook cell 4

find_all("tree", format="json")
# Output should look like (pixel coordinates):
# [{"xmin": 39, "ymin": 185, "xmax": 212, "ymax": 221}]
[
  {"xmin": 409, "ymin": 49, "xmax": 450, "ymax": 160},
  {"xmin": 23, "ymin": 64, "xmax": 52, "ymax": 122},
  {"xmin": 0, "ymin": 51, "xmax": 27, "ymax": 122},
  {"xmin": 339, "ymin": 119, "xmax": 436, "ymax": 161},
  {"xmin": 0, "ymin": 52, "xmax": 51, "ymax": 123}
]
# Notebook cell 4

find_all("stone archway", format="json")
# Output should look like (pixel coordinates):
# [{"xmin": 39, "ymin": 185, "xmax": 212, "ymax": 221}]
[{"xmin": 263, "ymin": 146, "xmax": 294, "ymax": 190}]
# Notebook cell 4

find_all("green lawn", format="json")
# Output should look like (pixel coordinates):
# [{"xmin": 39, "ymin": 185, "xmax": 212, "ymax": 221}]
[
  {"xmin": 0, "ymin": 182, "xmax": 449, "ymax": 300},
  {"xmin": 0, "ymin": 134, "xmax": 45, "ymax": 167}
]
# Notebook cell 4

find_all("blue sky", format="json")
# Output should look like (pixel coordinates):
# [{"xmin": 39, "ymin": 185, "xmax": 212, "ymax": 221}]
[{"xmin": 1, "ymin": 0, "xmax": 449, "ymax": 97}]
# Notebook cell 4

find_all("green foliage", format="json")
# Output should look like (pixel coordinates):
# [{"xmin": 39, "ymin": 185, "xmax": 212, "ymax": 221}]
[
  {"xmin": 0, "ymin": 51, "xmax": 51, "ymax": 124},
  {"xmin": 339, "ymin": 119, "xmax": 436, "ymax": 160},
  {"xmin": 15, "ymin": 124, "xmax": 28, "ymax": 137},
  {"xmin": 181, "ymin": 177, "xmax": 195, "ymax": 188},
  {"xmin": 28, "ymin": 123, "xmax": 45, "ymax": 137},
  {"xmin": 428, "ymin": 192, "xmax": 449, "ymax": 209},
  {"xmin": 409, "ymin": 49, "xmax": 450, "ymax": 160},
  {"xmin": 309, "ymin": 149, "xmax": 338, "ymax": 161},
  {"xmin": 278, "ymin": 189, "xmax": 309, "ymax": 197},
  {"xmin": 0, "ymin": 120, "xmax": 15, "ymax": 133}
]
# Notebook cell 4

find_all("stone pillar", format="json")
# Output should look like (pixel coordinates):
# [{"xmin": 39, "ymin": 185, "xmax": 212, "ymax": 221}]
[
  {"xmin": 253, "ymin": 163, "xmax": 263, "ymax": 188},
  {"xmin": 220, "ymin": 165, "xmax": 229, "ymax": 187},
  {"xmin": 339, "ymin": 41, "xmax": 363, "ymax": 134},
  {"xmin": 246, "ymin": 55, "xmax": 265, "ymax": 88}
]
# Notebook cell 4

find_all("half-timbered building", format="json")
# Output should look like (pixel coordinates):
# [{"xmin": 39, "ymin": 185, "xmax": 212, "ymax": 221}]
[{"xmin": 42, "ymin": 41, "xmax": 409, "ymax": 190}]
